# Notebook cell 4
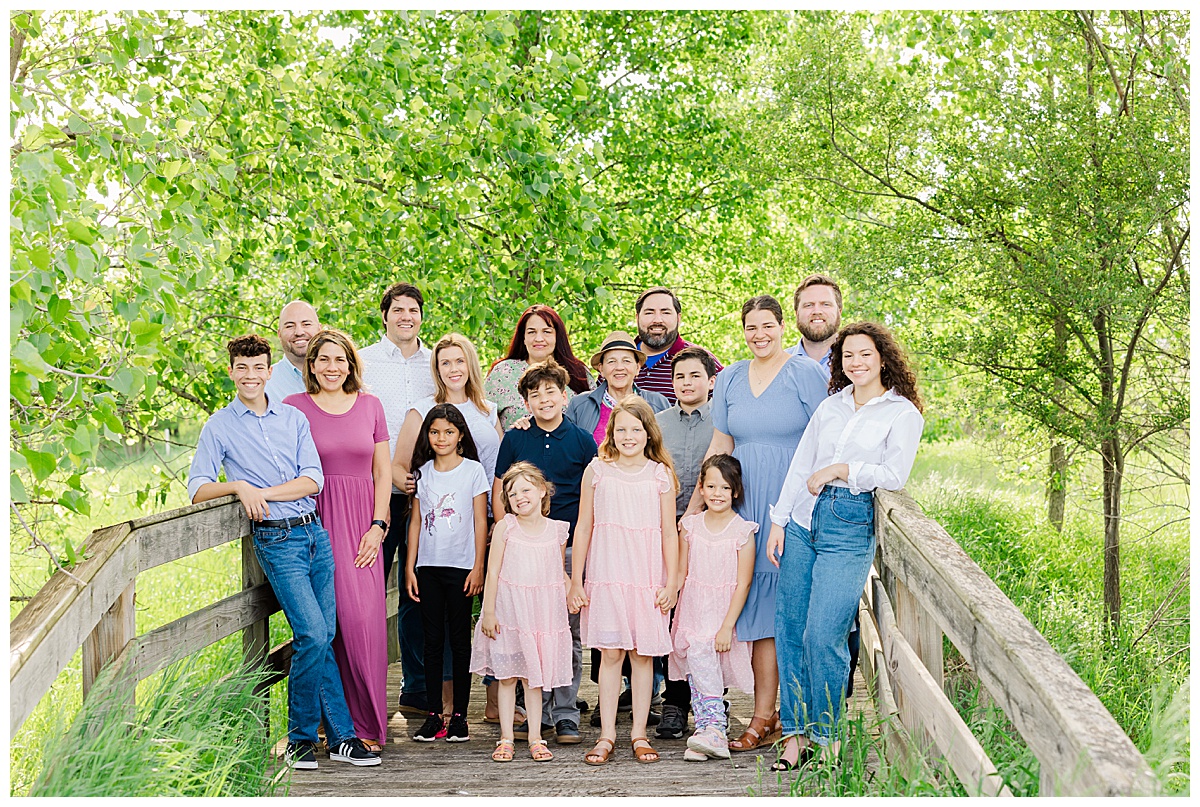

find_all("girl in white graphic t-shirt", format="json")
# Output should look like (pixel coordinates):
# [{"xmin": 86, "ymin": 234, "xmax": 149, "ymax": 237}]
[{"xmin": 406, "ymin": 403, "xmax": 489, "ymax": 744}]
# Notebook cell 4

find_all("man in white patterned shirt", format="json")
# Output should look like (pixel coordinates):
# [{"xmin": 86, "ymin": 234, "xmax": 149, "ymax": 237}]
[{"xmin": 360, "ymin": 281, "xmax": 435, "ymax": 714}]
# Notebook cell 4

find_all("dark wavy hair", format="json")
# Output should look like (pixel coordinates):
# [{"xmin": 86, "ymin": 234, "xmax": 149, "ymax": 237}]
[
  {"xmin": 699, "ymin": 453, "xmax": 744, "ymax": 505},
  {"xmin": 492, "ymin": 305, "xmax": 590, "ymax": 394},
  {"xmin": 829, "ymin": 322, "xmax": 923, "ymax": 412},
  {"xmin": 410, "ymin": 403, "xmax": 482, "ymax": 491}
]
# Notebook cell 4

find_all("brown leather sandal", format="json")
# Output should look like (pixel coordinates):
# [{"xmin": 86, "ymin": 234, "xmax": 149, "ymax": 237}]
[
  {"xmin": 584, "ymin": 737, "xmax": 615, "ymax": 766},
  {"xmin": 729, "ymin": 712, "xmax": 781, "ymax": 753},
  {"xmin": 631, "ymin": 737, "xmax": 661, "ymax": 764}
]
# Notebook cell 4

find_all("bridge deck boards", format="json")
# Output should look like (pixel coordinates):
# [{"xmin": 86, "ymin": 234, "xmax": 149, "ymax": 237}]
[{"xmin": 283, "ymin": 660, "xmax": 877, "ymax": 797}]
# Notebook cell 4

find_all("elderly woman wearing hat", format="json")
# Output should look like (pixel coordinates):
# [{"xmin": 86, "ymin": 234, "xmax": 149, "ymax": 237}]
[{"xmin": 565, "ymin": 331, "xmax": 671, "ymax": 444}]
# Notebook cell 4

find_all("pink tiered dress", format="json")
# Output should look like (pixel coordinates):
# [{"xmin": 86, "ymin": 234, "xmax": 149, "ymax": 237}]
[
  {"xmin": 669, "ymin": 512, "xmax": 756, "ymax": 697},
  {"xmin": 469, "ymin": 514, "xmax": 573, "ymax": 690},
  {"xmin": 580, "ymin": 458, "xmax": 673, "ymax": 656}
]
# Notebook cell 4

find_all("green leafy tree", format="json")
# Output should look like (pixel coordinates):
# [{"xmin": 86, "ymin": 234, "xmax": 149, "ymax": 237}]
[
  {"xmin": 9, "ymin": 9, "xmax": 781, "ymax": 562},
  {"xmin": 753, "ymin": 9, "xmax": 1189, "ymax": 629}
]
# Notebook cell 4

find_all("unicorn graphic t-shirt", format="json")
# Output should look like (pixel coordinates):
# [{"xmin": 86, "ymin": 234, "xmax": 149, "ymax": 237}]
[{"xmin": 413, "ymin": 458, "xmax": 490, "ymax": 570}]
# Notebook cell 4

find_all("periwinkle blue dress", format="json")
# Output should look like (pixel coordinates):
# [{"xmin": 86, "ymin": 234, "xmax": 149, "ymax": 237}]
[{"xmin": 711, "ymin": 356, "xmax": 828, "ymax": 641}]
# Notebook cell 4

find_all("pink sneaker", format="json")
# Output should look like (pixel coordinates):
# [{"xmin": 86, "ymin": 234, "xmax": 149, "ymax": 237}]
[{"xmin": 687, "ymin": 726, "xmax": 731, "ymax": 759}]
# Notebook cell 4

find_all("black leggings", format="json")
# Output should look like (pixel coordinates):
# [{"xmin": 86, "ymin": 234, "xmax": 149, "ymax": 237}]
[{"xmin": 417, "ymin": 566, "xmax": 473, "ymax": 715}]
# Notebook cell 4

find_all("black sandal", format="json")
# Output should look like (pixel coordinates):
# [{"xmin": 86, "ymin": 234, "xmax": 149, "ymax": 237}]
[{"xmin": 771, "ymin": 741, "xmax": 816, "ymax": 772}]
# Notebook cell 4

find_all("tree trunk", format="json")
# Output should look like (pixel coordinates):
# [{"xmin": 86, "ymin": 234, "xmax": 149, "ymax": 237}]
[
  {"xmin": 1047, "ymin": 443, "xmax": 1067, "ymax": 532},
  {"xmin": 1099, "ymin": 435, "xmax": 1122, "ymax": 632},
  {"xmin": 1047, "ymin": 316, "xmax": 1069, "ymax": 531}
]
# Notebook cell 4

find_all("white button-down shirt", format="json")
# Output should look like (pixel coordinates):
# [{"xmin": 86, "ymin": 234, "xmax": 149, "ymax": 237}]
[
  {"xmin": 361, "ymin": 336, "xmax": 435, "ymax": 488},
  {"xmin": 771, "ymin": 386, "xmax": 924, "ymax": 530}
]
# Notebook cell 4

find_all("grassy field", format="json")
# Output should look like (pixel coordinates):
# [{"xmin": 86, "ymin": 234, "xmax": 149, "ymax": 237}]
[{"xmin": 7, "ymin": 437, "xmax": 1190, "ymax": 795}]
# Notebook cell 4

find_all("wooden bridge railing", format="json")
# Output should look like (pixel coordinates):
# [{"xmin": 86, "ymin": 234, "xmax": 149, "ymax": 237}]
[
  {"xmin": 860, "ymin": 490, "xmax": 1158, "ymax": 796},
  {"xmin": 10, "ymin": 490, "xmax": 1159, "ymax": 796}
]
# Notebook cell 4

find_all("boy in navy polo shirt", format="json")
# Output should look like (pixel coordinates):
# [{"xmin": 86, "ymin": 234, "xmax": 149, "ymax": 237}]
[{"xmin": 491, "ymin": 360, "xmax": 597, "ymax": 744}]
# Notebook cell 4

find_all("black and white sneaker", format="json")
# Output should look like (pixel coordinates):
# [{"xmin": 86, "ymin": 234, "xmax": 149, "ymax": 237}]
[
  {"xmin": 444, "ymin": 712, "xmax": 470, "ymax": 742},
  {"xmin": 413, "ymin": 712, "xmax": 445, "ymax": 742},
  {"xmin": 285, "ymin": 740, "xmax": 318, "ymax": 770},
  {"xmin": 329, "ymin": 738, "xmax": 382, "ymax": 766}
]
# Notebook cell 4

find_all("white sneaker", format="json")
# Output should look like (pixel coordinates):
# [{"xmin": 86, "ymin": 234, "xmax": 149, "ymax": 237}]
[{"xmin": 687, "ymin": 726, "xmax": 731, "ymax": 759}]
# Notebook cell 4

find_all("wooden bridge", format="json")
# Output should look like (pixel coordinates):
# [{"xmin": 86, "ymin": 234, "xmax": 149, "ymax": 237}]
[{"xmin": 9, "ymin": 490, "xmax": 1159, "ymax": 796}]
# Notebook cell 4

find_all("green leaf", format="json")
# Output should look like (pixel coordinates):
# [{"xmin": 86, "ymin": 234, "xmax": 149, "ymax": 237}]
[
  {"xmin": 66, "ymin": 220, "xmax": 96, "ymax": 245},
  {"xmin": 571, "ymin": 78, "xmax": 589, "ymax": 99},
  {"xmin": 161, "ymin": 160, "xmax": 182, "ymax": 181},
  {"xmin": 11, "ymin": 475, "xmax": 29, "ymax": 504},
  {"xmin": 21, "ymin": 448, "xmax": 57, "ymax": 482},
  {"xmin": 176, "ymin": 118, "xmax": 195, "ymax": 136},
  {"xmin": 465, "ymin": 108, "xmax": 482, "ymax": 128},
  {"xmin": 218, "ymin": 162, "xmax": 238, "ymax": 181},
  {"xmin": 12, "ymin": 340, "xmax": 52, "ymax": 379}
]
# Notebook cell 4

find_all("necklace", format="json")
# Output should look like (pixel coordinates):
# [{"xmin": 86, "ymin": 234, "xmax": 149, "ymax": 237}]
[{"xmin": 749, "ymin": 353, "xmax": 786, "ymax": 388}]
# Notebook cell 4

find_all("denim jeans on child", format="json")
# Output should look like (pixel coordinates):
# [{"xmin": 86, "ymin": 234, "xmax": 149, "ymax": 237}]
[
  {"xmin": 775, "ymin": 486, "xmax": 876, "ymax": 746},
  {"xmin": 251, "ymin": 517, "xmax": 356, "ymax": 746}
]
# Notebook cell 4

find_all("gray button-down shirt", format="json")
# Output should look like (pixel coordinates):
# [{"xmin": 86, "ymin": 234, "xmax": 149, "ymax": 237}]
[{"xmin": 656, "ymin": 401, "xmax": 714, "ymax": 517}]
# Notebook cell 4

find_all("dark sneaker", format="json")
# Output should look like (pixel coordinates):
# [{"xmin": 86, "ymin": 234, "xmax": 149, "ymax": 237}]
[
  {"xmin": 285, "ymin": 740, "xmax": 318, "ymax": 770},
  {"xmin": 445, "ymin": 712, "xmax": 470, "ymax": 742},
  {"xmin": 329, "ymin": 738, "xmax": 381, "ymax": 767},
  {"xmin": 647, "ymin": 709, "xmax": 661, "ymax": 726},
  {"xmin": 617, "ymin": 687, "xmax": 633, "ymax": 712},
  {"xmin": 656, "ymin": 704, "xmax": 686, "ymax": 739},
  {"xmin": 590, "ymin": 709, "xmax": 602, "ymax": 728},
  {"xmin": 514, "ymin": 720, "xmax": 552, "ymax": 741},
  {"xmin": 413, "ymin": 712, "xmax": 445, "ymax": 742},
  {"xmin": 554, "ymin": 719, "xmax": 581, "ymax": 744},
  {"xmin": 397, "ymin": 691, "xmax": 427, "ymax": 716},
  {"xmin": 576, "ymin": 698, "xmax": 589, "ymax": 713}
]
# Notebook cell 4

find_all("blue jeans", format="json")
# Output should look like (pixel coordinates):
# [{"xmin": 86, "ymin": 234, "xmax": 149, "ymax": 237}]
[
  {"xmin": 775, "ymin": 487, "xmax": 875, "ymax": 746},
  {"xmin": 251, "ymin": 518, "xmax": 356, "ymax": 746}
]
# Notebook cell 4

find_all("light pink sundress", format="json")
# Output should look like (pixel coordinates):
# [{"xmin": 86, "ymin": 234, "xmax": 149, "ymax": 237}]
[
  {"xmin": 580, "ymin": 458, "xmax": 673, "ymax": 656},
  {"xmin": 669, "ymin": 512, "xmax": 756, "ymax": 697},
  {"xmin": 469, "ymin": 514, "xmax": 573, "ymax": 690}
]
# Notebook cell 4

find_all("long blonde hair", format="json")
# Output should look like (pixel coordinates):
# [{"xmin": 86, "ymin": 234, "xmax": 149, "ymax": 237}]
[
  {"xmin": 598, "ymin": 396, "xmax": 678, "ymax": 493},
  {"xmin": 430, "ymin": 333, "xmax": 490, "ymax": 415}
]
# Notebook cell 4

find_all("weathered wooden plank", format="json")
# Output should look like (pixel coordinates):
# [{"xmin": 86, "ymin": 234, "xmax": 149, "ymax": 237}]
[
  {"xmin": 136, "ymin": 497, "xmax": 249, "ymax": 572},
  {"xmin": 127, "ymin": 583, "xmax": 279, "ymax": 682},
  {"xmin": 9, "ymin": 522, "xmax": 138, "ymax": 734},
  {"xmin": 875, "ymin": 489, "xmax": 1157, "ymax": 796},
  {"xmin": 81, "ymin": 581, "xmax": 135, "ymax": 697},
  {"xmin": 242, "ymin": 535, "xmax": 269, "ymax": 671},
  {"xmin": 884, "ymin": 608, "xmax": 1010, "ymax": 796}
]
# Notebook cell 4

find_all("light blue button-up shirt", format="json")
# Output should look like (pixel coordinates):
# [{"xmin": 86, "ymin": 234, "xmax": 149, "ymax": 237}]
[
  {"xmin": 264, "ymin": 357, "xmax": 307, "ymax": 406},
  {"xmin": 787, "ymin": 339, "xmax": 832, "ymax": 377},
  {"xmin": 187, "ymin": 395, "xmax": 324, "ymax": 519}
]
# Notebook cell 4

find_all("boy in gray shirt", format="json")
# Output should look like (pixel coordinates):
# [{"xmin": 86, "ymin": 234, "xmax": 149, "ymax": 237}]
[{"xmin": 654, "ymin": 346, "xmax": 718, "ymax": 739}]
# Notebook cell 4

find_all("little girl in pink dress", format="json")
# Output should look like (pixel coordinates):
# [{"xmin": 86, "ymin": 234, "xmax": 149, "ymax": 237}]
[
  {"xmin": 471, "ymin": 462, "xmax": 572, "ymax": 762},
  {"xmin": 670, "ymin": 454, "xmax": 756, "ymax": 760},
  {"xmin": 568, "ymin": 396, "xmax": 679, "ymax": 766}
]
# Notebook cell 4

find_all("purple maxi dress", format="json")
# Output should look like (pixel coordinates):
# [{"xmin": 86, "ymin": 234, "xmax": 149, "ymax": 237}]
[{"xmin": 285, "ymin": 392, "xmax": 389, "ymax": 745}]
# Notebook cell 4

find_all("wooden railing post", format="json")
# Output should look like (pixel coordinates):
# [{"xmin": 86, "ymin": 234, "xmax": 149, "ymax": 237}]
[
  {"xmin": 386, "ymin": 564, "xmax": 401, "ymax": 664},
  {"xmin": 81, "ymin": 581, "xmax": 135, "ymax": 701},
  {"xmin": 241, "ymin": 535, "xmax": 269, "ymax": 681}
]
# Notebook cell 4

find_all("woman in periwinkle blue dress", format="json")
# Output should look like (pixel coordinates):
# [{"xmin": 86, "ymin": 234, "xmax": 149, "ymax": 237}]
[{"xmin": 684, "ymin": 295, "xmax": 827, "ymax": 752}]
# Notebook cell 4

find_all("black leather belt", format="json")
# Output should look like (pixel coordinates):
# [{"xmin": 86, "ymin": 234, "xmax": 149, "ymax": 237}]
[{"xmin": 254, "ymin": 512, "xmax": 318, "ymax": 529}]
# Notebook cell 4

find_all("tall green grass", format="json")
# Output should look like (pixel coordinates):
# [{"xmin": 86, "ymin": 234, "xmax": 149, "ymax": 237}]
[
  {"xmin": 29, "ymin": 649, "xmax": 289, "ymax": 797},
  {"xmin": 910, "ymin": 453, "xmax": 1190, "ymax": 795}
]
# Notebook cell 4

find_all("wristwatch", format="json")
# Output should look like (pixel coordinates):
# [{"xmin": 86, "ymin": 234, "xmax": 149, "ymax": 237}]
[{"xmin": 371, "ymin": 519, "xmax": 388, "ymax": 531}]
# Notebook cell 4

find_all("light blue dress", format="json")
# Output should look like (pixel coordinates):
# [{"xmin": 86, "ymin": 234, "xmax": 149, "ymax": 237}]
[{"xmin": 711, "ymin": 356, "xmax": 828, "ymax": 641}]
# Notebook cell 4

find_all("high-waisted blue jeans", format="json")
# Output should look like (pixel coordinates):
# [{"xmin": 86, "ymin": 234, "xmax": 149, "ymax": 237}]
[
  {"xmin": 251, "ymin": 518, "xmax": 356, "ymax": 746},
  {"xmin": 775, "ymin": 486, "xmax": 875, "ymax": 746}
]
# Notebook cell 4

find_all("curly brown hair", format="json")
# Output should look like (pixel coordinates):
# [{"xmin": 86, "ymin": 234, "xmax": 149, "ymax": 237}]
[{"xmin": 829, "ymin": 322, "xmax": 923, "ymax": 412}]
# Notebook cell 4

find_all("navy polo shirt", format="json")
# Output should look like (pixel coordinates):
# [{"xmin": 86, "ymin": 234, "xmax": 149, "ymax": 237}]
[{"xmin": 495, "ymin": 416, "xmax": 597, "ymax": 546}]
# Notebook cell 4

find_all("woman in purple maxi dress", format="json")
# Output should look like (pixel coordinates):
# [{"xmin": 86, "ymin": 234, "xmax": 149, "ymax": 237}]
[{"xmin": 286, "ymin": 329, "xmax": 392, "ymax": 749}]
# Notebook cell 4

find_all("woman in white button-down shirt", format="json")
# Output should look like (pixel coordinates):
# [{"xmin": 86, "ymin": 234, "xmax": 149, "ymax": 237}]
[{"xmin": 764, "ymin": 322, "xmax": 924, "ymax": 770}]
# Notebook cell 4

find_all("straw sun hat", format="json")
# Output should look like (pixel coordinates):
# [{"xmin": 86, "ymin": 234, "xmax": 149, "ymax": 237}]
[{"xmin": 588, "ymin": 331, "xmax": 648, "ymax": 371}]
